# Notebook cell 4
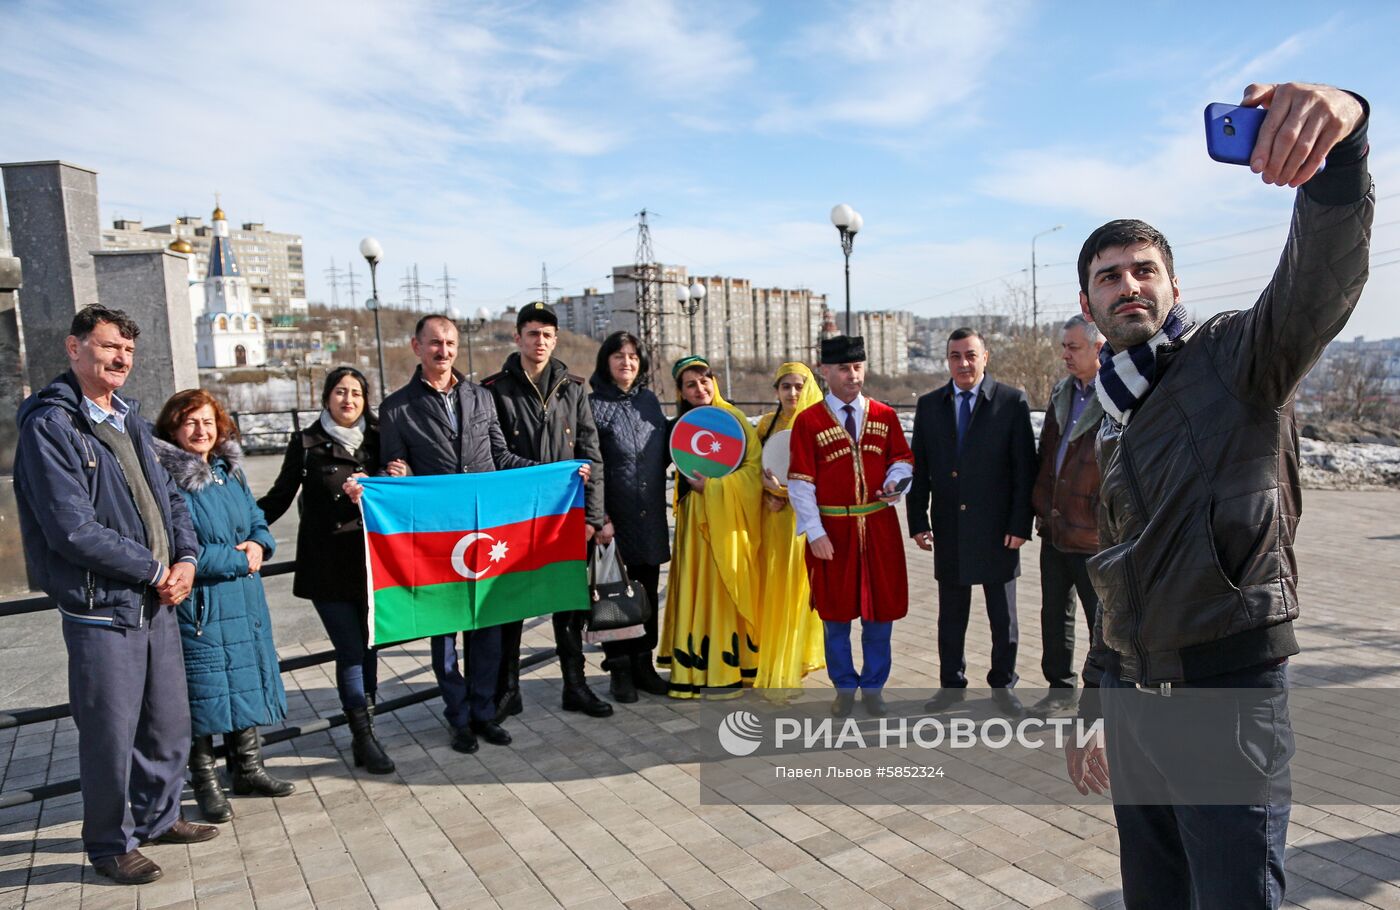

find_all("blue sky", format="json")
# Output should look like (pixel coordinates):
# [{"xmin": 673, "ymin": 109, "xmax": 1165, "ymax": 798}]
[{"xmin": 4, "ymin": 1, "xmax": 1398, "ymax": 339}]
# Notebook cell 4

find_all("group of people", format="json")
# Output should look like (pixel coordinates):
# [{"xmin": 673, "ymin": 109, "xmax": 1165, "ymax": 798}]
[
  {"xmin": 333, "ymin": 304, "xmax": 842, "ymax": 757},
  {"xmin": 13, "ymin": 79, "xmax": 1373, "ymax": 909}
]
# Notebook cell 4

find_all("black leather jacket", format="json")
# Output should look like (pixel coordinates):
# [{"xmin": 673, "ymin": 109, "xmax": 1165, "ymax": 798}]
[
  {"xmin": 482, "ymin": 353, "xmax": 605, "ymax": 528},
  {"xmin": 1084, "ymin": 145, "xmax": 1373, "ymax": 689},
  {"xmin": 258, "ymin": 414, "xmax": 379, "ymax": 603}
]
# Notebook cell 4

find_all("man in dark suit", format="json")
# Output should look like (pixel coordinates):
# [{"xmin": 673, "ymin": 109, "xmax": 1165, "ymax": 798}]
[{"xmin": 908, "ymin": 327, "xmax": 1037, "ymax": 717}]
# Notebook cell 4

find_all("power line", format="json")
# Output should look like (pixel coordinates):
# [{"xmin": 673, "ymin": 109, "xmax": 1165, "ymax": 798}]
[
  {"xmin": 398, "ymin": 264, "xmax": 432, "ymax": 310},
  {"xmin": 899, "ymin": 268, "xmax": 1030, "ymax": 307},
  {"xmin": 1018, "ymin": 224, "xmax": 1400, "ymax": 296},
  {"xmin": 530, "ymin": 263, "xmax": 553, "ymax": 306},
  {"xmin": 323, "ymin": 258, "xmax": 344, "ymax": 308},
  {"xmin": 438, "ymin": 265, "xmax": 457, "ymax": 312},
  {"xmin": 486, "ymin": 225, "xmax": 637, "ymax": 309},
  {"xmin": 633, "ymin": 209, "xmax": 662, "ymax": 388},
  {"xmin": 1173, "ymin": 191, "xmax": 1400, "ymax": 249},
  {"xmin": 344, "ymin": 265, "xmax": 360, "ymax": 310}
]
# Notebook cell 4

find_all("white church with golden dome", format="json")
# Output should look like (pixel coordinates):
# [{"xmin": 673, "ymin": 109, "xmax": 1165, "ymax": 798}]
[{"xmin": 189, "ymin": 202, "xmax": 266, "ymax": 368}]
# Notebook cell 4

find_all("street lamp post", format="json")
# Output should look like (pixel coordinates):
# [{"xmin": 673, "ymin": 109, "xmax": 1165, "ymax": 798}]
[
  {"xmin": 1031, "ymin": 224, "xmax": 1063, "ymax": 335},
  {"xmin": 359, "ymin": 237, "xmax": 388, "ymax": 403},
  {"xmin": 457, "ymin": 306, "xmax": 492, "ymax": 380},
  {"xmin": 723, "ymin": 288, "xmax": 734, "ymax": 399},
  {"xmin": 677, "ymin": 281, "xmax": 707, "ymax": 354},
  {"xmin": 830, "ymin": 204, "xmax": 863, "ymax": 332}
]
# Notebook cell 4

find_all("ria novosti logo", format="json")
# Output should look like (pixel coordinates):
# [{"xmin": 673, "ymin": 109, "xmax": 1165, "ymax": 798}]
[
  {"xmin": 715, "ymin": 709, "xmax": 1104, "ymax": 756},
  {"xmin": 717, "ymin": 710, "xmax": 764, "ymax": 756}
]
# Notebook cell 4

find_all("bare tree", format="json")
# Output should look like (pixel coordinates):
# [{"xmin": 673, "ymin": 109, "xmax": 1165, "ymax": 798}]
[
  {"xmin": 969, "ymin": 281, "xmax": 1064, "ymax": 410},
  {"xmin": 1312, "ymin": 350, "xmax": 1390, "ymax": 422}
]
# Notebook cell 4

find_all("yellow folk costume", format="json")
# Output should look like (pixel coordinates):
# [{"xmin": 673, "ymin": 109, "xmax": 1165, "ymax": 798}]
[
  {"xmin": 754, "ymin": 363, "xmax": 826, "ymax": 691},
  {"xmin": 658, "ymin": 358, "xmax": 764, "ymax": 697}
]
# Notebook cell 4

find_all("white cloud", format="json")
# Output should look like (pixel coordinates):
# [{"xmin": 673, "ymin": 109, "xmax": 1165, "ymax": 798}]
[
  {"xmin": 561, "ymin": 0, "xmax": 754, "ymax": 98},
  {"xmin": 976, "ymin": 132, "xmax": 1253, "ymax": 223},
  {"xmin": 757, "ymin": 0, "xmax": 1024, "ymax": 132}
]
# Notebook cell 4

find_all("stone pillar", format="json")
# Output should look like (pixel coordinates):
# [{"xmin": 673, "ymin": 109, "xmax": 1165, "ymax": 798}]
[
  {"xmin": 0, "ymin": 199, "xmax": 28, "ymax": 594},
  {"xmin": 93, "ymin": 249, "xmax": 199, "ymax": 410},
  {"xmin": 0, "ymin": 198, "xmax": 24, "ymax": 474},
  {"xmin": 0, "ymin": 161, "xmax": 101, "ymax": 392}
]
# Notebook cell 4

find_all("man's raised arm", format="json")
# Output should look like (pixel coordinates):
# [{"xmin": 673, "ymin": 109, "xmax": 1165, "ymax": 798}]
[{"xmin": 1229, "ymin": 83, "xmax": 1373, "ymax": 405}]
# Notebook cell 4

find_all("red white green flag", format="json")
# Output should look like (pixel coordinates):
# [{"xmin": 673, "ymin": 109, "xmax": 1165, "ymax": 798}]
[{"xmin": 358, "ymin": 462, "xmax": 588, "ymax": 646}]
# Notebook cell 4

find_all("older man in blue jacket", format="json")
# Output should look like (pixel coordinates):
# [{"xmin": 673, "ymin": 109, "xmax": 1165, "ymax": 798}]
[{"xmin": 15, "ymin": 305, "xmax": 214, "ymax": 885}]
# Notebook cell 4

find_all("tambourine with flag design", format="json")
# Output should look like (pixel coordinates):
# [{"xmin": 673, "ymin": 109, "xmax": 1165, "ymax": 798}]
[{"xmin": 670, "ymin": 406, "xmax": 748, "ymax": 479}]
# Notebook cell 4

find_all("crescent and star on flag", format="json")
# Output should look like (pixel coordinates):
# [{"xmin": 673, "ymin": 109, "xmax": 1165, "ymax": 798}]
[
  {"xmin": 690, "ymin": 430, "xmax": 723, "ymax": 455},
  {"xmin": 450, "ymin": 532, "xmax": 511, "ymax": 580}
]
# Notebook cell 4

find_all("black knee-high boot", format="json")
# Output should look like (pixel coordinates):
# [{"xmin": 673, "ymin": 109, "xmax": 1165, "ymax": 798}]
[
  {"xmin": 189, "ymin": 735, "xmax": 232, "ymax": 822},
  {"xmin": 225, "ymin": 728, "xmax": 296, "ymax": 797}
]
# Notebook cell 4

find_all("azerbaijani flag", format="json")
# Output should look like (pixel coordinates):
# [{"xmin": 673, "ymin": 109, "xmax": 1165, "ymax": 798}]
[
  {"xmin": 359, "ymin": 461, "xmax": 589, "ymax": 646},
  {"xmin": 670, "ymin": 405, "xmax": 747, "ymax": 479}
]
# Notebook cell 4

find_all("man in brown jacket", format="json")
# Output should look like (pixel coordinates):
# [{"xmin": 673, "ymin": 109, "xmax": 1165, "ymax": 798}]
[{"xmin": 1030, "ymin": 315, "xmax": 1103, "ymax": 715}]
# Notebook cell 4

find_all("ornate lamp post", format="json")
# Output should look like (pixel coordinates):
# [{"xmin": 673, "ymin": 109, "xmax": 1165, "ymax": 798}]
[
  {"xmin": 677, "ymin": 280, "xmax": 707, "ymax": 354},
  {"xmin": 358, "ymin": 236, "xmax": 388, "ymax": 402},
  {"xmin": 830, "ymin": 203, "xmax": 864, "ymax": 332},
  {"xmin": 456, "ymin": 305, "xmax": 493, "ymax": 380}
]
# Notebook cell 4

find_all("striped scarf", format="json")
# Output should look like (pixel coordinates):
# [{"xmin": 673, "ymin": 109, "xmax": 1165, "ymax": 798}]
[{"xmin": 1095, "ymin": 304, "xmax": 1191, "ymax": 425}]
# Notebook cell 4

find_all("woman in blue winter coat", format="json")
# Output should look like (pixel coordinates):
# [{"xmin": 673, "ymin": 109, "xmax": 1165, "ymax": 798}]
[{"xmin": 154, "ymin": 389, "xmax": 293, "ymax": 823}]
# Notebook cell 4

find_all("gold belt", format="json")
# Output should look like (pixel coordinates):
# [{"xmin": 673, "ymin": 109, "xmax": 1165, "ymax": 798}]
[{"xmin": 817, "ymin": 502, "xmax": 888, "ymax": 517}]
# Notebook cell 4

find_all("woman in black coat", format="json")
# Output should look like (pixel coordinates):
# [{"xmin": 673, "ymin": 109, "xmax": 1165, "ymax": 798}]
[
  {"xmin": 258, "ymin": 367, "xmax": 403, "ymax": 774},
  {"xmin": 587, "ymin": 332, "xmax": 672, "ymax": 702}
]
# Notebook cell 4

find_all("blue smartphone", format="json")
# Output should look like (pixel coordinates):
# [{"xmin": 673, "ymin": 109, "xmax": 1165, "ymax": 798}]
[{"xmin": 1204, "ymin": 102, "xmax": 1266, "ymax": 165}]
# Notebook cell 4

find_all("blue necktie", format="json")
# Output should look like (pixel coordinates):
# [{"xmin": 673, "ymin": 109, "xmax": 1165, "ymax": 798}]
[
  {"xmin": 956, "ymin": 391, "xmax": 972, "ymax": 453},
  {"xmin": 842, "ymin": 404, "xmax": 857, "ymax": 440}
]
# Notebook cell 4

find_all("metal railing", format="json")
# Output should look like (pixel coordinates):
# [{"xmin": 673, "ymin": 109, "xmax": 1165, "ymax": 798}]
[
  {"xmin": 228, "ymin": 400, "xmax": 919, "ymax": 456},
  {"xmin": 0, "ymin": 556, "xmax": 559, "ymax": 809},
  {"xmin": 229, "ymin": 410, "xmax": 321, "ymax": 454}
]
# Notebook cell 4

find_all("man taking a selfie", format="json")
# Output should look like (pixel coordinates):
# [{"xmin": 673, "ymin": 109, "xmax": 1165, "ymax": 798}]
[{"xmin": 1066, "ymin": 82, "xmax": 1372, "ymax": 908}]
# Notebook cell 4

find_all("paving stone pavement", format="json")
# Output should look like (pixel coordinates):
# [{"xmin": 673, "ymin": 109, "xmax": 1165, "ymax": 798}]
[{"xmin": 1, "ymin": 486, "xmax": 1397, "ymax": 909}]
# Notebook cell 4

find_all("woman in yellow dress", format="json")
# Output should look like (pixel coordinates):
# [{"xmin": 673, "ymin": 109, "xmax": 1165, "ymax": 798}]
[
  {"xmin": 754, "ymin": 362, "xmax": 827, "ymax": 694},
  {"xmin": 658, "ymin": 355, "xmax": 764, "ymax": 698}
]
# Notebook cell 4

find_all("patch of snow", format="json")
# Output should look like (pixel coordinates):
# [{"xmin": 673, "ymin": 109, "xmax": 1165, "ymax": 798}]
[{"xmin": 1299, "ymin": 438, "xmax": 1400, "ymax": 490}]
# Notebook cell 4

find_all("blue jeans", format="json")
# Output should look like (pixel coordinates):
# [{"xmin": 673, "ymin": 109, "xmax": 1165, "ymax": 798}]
[
  {"xmin": 1103, "ymin": 661, "xmax": 1292, "ymax": 909},
  {"xmin": 311, "ymin": 600, "xmax": 378, "ymax": 711},
  {"xmin": 823, "ymin": 620, "xmax": 892, "ymax": 691}
]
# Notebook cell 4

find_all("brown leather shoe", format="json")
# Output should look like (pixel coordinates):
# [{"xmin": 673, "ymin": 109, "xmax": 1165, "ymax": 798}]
[
  {"xmin": 92, "ymin": 849, "xmax": 162, "ymax": 885},
  {"xmin": 147, "ymin": 818, "xmax": 220, "ymax": 845}
]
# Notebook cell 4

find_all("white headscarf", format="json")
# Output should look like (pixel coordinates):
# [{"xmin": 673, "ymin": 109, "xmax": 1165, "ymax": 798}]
[{"xmin": 319, "ymin": 409, "xmax": 366, "ymax": 454}]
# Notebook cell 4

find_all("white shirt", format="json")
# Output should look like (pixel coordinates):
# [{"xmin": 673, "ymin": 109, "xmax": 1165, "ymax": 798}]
[
  {"xmin": 788, "ymin": 393, "xmax": 913, "ymax": 543},
  {"xmin": 953, "ymin": 378, "xmax": 983, "ymax": 414},
  {"xmin": 825, "ymin": 391, "xmax": 865, "ymax": 438}
]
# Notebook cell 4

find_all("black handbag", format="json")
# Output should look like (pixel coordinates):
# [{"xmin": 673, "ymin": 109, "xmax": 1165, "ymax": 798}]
[{"xmin": 588, "ymin": 545, "xmax": 652, "ymax": 631}]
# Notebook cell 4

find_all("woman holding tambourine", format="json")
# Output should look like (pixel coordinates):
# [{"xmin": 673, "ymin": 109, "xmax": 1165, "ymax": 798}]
[
  {"xmin": 657, "ymin": 355, "xmax": 764, "ymax": 697},
  {"xmin": 754, "ymin": 362, "xmax": 827, "ymax": 693}
]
